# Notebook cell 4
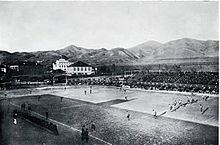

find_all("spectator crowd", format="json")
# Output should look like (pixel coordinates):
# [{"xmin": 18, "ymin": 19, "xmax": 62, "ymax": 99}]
[{"xmin": 68, "ymin": 72, "xmax": 219, "ymax": 94}]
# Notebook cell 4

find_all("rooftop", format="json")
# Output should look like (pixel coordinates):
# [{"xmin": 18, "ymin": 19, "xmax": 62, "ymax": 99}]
[
  {"xmin": 69, "ymin": 61, "xmax": 92, "ymax": 67},
  {"xmin": 9, "ymin": 61, "xmax": 42, "ymax": 66}
]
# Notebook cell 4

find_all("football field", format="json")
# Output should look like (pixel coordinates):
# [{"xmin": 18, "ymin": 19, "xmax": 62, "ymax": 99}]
[{"xmin": 0, "ymin": 85, "xmax": 218, "ymax": 145}]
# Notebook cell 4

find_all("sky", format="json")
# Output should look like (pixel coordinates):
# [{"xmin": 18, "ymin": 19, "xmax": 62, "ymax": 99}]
[{"xmin": 0, "ymin": 1, "xmax": 218, "ymax": 52}]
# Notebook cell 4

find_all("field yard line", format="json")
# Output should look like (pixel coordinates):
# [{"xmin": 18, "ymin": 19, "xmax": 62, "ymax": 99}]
[
  {"xmin": 10, "ymin": 102, "xmax": 112, "ymax": 145},
  {"xmin": 53, "ymin": 120, "xmax": 113, "ymax": 145}
]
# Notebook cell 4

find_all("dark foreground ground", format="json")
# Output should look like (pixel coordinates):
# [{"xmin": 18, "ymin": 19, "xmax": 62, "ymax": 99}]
[{"xmin": 0, "ymin": 94, "xmax": 218, "ymax": 145}]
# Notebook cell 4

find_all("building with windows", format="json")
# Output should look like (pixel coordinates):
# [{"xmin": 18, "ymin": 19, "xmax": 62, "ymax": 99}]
[
  {"xmin": 0, "ymin": 64, "xmax": 7, "ymax": 73},
  {"xmin": 52, "ymin": 58, "xmax": 73, "ymax": 72},
  {"xmin": 68, "ymin": 61, "xmax": 96, "ymax": 75},
  {"xmin": 7, "ymin": 61, "xmax": 45, "ymax": 82},
  {"xmin": 9, "ymin": 65, "xmax": 19, "ymax": 71},
  {"xmin": 52, "ymin": 59, "xmax": 96, "ymax": 75},
  {"xmin": 9, "ymin": 61, "xmax": 44, "ymax": 76}
]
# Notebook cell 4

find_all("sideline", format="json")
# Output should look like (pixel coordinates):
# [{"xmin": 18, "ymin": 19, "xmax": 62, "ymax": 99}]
[
  {"xmin": 124, "ymin": 87, "xmax": 219, "ymax": 97},
  {"xmin": 1, "ymin": 85, "xmax": 218, "ymax": 99},
  {"xmin": 10, "ymin": 102, "xmax": 113, "ymax": 145},
  {"xmin": 44, "ymin": 84, "xmax": 218, "ymax": 97}
]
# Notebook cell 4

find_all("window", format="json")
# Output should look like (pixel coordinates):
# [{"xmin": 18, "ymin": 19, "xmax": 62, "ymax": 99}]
[
  {"xmin": 85, "ymin": 67, "xmax": 87, "ymax": 71},
  {"xmin": 77, "ymin": 67, "xmax": 79, "ymax": 71},
  {"xmin": 74, "ymin": 67, "xmax": 76, "ymax": 71},
  {"xmin": 81, "ymin": 67, "xmax": 83, "ymax": 71}
]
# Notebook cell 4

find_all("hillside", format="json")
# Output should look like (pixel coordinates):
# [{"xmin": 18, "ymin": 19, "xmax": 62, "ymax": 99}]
[
  {"xmin": 130, "ymin": 38, "xmax": 219, "ymax": 65},
  {"xmin": 0, "ymin": 38, "xmax": 218, "ymax": 68},
  {"xmin": 0, "ymin": 51, "xmax": 11, "ymax": 64},
  {"xmin": 128, "ymin": 40, "xmax": 162, "ymax": 58},
  {"xmin": 156, "ymin": 38, "xmax": 219, "ymax": 59}
]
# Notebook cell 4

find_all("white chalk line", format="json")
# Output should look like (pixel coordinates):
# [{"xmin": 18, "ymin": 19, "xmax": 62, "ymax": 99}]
[{"xmin": 10, "ymin": 102, "xmax": 112, "ymax": 145}]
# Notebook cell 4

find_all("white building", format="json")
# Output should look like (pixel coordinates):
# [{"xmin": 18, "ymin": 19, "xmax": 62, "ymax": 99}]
[
  {"xmin": 9, "ymin": 65, "xmax": 19, "ymax": 71},
  {"xmin": 52, "ymin": 58, "xmax": 73, "ymax": 72},
  {"xmin": 0, "ymin": 65, "xmax": 7, "ymax": 73},
  {"xmin": 52, "ymin": 59, "xmax": 96, "ymax": 75},
  {"xmin": 68, "ymin": 61, "xmax": 96, "ymax": 75}
]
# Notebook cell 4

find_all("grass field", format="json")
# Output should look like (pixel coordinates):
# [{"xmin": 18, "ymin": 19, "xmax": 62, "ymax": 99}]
[{"xmin": 0, "ymin": 85, "xmax": 218, "ymax": 145}]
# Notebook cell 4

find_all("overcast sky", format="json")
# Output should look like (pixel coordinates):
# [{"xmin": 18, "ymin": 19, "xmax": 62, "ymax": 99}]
[{"xmin": 0, "ymin": 1, "xmax": 218, "ymax": 52}]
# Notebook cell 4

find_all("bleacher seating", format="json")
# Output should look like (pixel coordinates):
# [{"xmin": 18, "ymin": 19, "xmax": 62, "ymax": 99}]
[
  {"xmin": 68, "ymin": 71, "xmax": 219, "ymax": 94},
  {"xmin": 17, "ymin": 110, "xmax": 59, "ymax": 135}
]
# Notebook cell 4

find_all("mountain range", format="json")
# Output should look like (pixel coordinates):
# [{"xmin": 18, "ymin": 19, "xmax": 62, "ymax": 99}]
[{"xmin": 0, "ymin": 38, "xmax": 218, "ymax": 67}]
